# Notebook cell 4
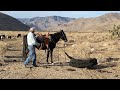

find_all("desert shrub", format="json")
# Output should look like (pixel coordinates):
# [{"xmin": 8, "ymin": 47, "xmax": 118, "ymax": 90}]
[{"xmin": 109, "ymin": 25, "xmax": 120, "ymax": 39}]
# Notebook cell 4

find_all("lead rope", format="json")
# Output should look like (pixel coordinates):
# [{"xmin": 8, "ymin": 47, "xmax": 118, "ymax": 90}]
[
  {"xmin": 64, "ymin": 42, "xmax": 66, "ymax": 62},
  {"xmin": 58, "ymin": 45, "xmax": 59, "ymax": 62}
]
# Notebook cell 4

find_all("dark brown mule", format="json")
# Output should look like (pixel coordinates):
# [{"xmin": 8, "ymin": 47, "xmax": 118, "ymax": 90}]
[{"xmin": 36, "ymin": 30, "xmax": 68, "ymax": 64}]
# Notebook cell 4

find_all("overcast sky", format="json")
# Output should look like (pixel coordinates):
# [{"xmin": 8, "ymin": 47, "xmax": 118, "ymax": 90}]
[{"xmin": 0, "ymin": 11, "xmax": 120, "ymax": 18}]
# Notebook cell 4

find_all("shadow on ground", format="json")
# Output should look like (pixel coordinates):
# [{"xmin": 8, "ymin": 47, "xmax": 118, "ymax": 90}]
[
  {"xmin": 7, "ymin": 49, "xmax": 21, "ymax": 51},
  {"xmin": 38, "ymin": 62, "xmax": 69, "ymax": 67},
  {"xmin": 4, "ymin": 56, "xmax": 23, "ymax": 62},
  {"xmin": 5, "ymin": 56, "xmax": 22, "ymax": 58}
]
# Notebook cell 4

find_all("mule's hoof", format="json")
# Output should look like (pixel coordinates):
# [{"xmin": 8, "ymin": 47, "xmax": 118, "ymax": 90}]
[{"xmin": 51, "ymin": 63, "xmax": 54, "ymax": 65}]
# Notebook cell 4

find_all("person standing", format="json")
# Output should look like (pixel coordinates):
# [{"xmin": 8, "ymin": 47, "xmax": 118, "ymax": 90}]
[{"xmin": 24, "ymin": 27, "xmax": 40, "ymax": 67}]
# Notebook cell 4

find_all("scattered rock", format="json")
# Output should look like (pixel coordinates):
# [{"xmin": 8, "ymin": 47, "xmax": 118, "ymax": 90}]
[
  {"xmin": 13, "ymin": 60, "xmax": 17, "ymax": 62},
  {"xmin": 115, "ymin": 75, "xmax": 119, "ymax": 77},
  {"xmin": 0, "ymin": 69, "xmax": 5, "ymax": 72},
  {"xmin": 106, "ymin": 63, "xmax": 117, "ymax": 67},
  {"xmin": 106, "ymin": 57, "xmax": 119, "ymax": 62},
  {"xmin": 97, "ymin": 70, "xmax": 106, "ymax": 73},
  {"xmin": 67, "ymin": 68, "xmax": 76, "ymax": 71},
  {"xmin": 43, "ymin": 66, "xmax": 50, "ymax": 68},
  {"xmin": 0, "ymin": 63, "xmax": 3, "ymax": 66},
  {"xmin": 97, "ymin": 69, "xmax": 112, "ymax": 73}
]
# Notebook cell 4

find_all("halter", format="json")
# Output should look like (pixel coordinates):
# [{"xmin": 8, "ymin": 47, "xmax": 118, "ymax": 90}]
[{"xmin": 50, "ymin": 31, "xmax": 65, "ymax": 44}]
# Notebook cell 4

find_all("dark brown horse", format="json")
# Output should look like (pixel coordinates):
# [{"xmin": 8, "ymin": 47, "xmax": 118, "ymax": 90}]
[{"xmin": 36, "ymin": 30, "xmax": 68, "ymax": 64}]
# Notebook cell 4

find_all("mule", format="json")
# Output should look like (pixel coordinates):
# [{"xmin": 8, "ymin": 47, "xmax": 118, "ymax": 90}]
[{"xmin": 36, "ymin": 30, "xmax": 68, "ymax": 64}]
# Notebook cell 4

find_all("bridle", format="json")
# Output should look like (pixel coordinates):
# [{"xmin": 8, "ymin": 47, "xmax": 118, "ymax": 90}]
[
  {"xmin": 61, "ymin": 31, "xmax": 67, "ymax": 42},
  {"xmin": 50, "ymin": 31, "xmax": 66, "ymax": 44}
]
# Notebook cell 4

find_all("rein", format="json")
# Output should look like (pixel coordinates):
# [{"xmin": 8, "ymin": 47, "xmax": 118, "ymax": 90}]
[
  {"xmin": 63, "ymin": 42, "xmax": 66, "ymax": 61},
  {"xmin": 57, "ymin": 42, "xmax": 67, "ymax": 61}
]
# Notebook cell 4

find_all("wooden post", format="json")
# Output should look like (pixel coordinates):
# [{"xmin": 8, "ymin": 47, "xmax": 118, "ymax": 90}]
[{"xmin": 22, "ymin": 35, "xmax": 28, "ymax": 61}]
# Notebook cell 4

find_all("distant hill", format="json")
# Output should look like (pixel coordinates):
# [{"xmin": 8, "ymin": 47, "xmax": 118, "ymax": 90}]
[
  {"xmin": 1, "ymin": 12, "xmax": 120, "ymax": 32},
  {"xmin": 47, "ymin": 13, "xmax": 120, "ymax": 32},
  {"xmin": 18, "ymin": 16, "xmax": 75, "ymax": 31},
  {"xmin": 17, "ymin": 13, "xmax": 120, "ymax": 32},
  {"xmin": 0, "ymin": 12, "xmax": 29, "ymax": 31}
]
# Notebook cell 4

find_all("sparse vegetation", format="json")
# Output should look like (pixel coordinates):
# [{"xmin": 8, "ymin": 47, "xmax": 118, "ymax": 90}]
[
  {"xmin": 109, "ymin": 25, "xmax": 120, "ymax": 39},
  {"xmin": 0, "ymin": 42, "xmax": 8, "ymax": 58},
  {"xmin": 0, "ymin": 31, "xmax": 120, "ymax": 79}
]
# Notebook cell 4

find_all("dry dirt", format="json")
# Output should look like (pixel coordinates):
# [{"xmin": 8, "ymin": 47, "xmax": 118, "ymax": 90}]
[{"xmin": 0, "ymin": 31, "xmax": 120, "ymax": 79}]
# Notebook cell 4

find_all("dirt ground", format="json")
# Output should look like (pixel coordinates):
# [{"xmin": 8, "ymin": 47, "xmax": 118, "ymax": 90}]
[{"xmin": 1, "ymin": 31, "xmax": 120, "ymax": 79}]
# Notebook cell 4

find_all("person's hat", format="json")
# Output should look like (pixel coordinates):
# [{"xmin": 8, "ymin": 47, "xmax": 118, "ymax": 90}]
[{"xmin": 29, "ymin": 27, "xmax": 36, "ymax": 32}]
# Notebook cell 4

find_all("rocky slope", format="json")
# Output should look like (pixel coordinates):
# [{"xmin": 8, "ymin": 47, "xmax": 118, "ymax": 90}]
[
  {"xmin": 18, "ymin": 16, "xmax": 75, "ymax": 31},
  {"xmin": 0, "ymin": 12, "xmax": 29, "ymax": 31},
  {"xmin": 48, "ymin": 13, "xmax": 120, "ymax": 32}
]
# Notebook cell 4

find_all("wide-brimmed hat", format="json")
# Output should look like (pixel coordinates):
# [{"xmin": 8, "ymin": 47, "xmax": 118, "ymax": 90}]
[{"xmin": 29, "ymin": 27, "xmax": 36, "ymax": 32}]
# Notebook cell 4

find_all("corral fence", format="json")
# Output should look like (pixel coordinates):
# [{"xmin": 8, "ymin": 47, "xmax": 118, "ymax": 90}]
[{"xmin": 22, "ymin": 35, "xmax": 28, "ymax": 61}]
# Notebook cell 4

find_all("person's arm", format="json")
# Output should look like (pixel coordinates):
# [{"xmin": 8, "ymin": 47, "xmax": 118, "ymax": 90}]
[
  {"xmin": 34, "ymin": 39, "xmax": 40, "ymax": 50},
  {"xmin": 34, "ymin": 36, "xmax": 40, "ymax": 46},
  {"xmin": 32, "ymin": 34, "xmax": 41, "ymax": 48}
]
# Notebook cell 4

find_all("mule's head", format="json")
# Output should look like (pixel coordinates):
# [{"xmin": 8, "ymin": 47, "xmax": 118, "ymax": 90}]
[{"xmin": 60, "ymin": 30, "xmax": 68, "ymax": 42}]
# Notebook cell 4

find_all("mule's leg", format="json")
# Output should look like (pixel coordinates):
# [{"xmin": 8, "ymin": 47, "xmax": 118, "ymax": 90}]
[
  {"xmin": 46, "ymin": 50, "xmax": 50, "ymax": 64},
  {"xmin": 50, "ymin": 49, "xmax": 53, "ymax": 63}
]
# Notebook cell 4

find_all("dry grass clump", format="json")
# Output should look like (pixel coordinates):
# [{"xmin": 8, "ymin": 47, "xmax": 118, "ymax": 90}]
[
  {"xmin": 65, "ymin": 42, "xmax": 92, "ymax": 59},
  {"xmin": 77, "ymin": 43, "xmax": 93, "ymax": 59},
  {"xmin": 0, "ymin": 41, "xmax": 9, "ymax": 58}
]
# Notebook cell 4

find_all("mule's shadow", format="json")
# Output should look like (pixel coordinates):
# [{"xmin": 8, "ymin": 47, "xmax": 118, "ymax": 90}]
[
  {"xmin": 37, "ymin": 61, "xmax": 112, "ymax": 69},
  {"xmin": 86, "ymin": 64, "xmax": 110, "ymax": 70},
  {"xmin": 38, "ymin": 62, "xmax": 70, "ymax": 67}
]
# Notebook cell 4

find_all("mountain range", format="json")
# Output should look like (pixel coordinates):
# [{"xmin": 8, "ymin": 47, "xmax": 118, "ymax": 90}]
[
  {"xmin": 0, "ymin": 12, "xmax": 120, "ymax": 32},
  {"xmin": 18, "ymin": 16, "xmax": 75, "ymax": 31},
  {"xmin": 18, "ymin": 12, "xmax": 120, "ymax": 32}
]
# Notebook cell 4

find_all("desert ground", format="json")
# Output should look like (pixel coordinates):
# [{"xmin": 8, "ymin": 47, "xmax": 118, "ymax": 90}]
[{"xmin": 0, "ymin": 31, "xmax": 120, "ymax": 79}]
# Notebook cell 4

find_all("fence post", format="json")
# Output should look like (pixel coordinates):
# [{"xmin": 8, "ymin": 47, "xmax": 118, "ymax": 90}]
[{"xmin": 22, "ymin": 35, "xmax": 28, "ymax": 61}]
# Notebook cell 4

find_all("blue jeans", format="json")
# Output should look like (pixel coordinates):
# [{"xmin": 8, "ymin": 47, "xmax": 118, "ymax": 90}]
[{"xmin": 24, "ymin": 45, "xmax": 36, "ymax": 65}]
